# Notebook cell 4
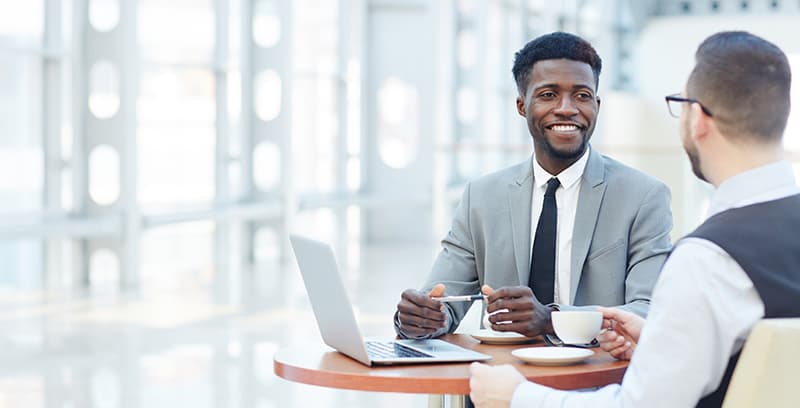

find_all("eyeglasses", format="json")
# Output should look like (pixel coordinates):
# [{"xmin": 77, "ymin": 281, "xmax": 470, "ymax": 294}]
[{"xmin": 664, "ymin": 93, "xmax": 714, "ymax": 118}]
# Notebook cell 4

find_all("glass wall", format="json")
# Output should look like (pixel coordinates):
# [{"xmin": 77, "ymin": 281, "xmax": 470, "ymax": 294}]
[{"xmin": 2, "ymin": 0, "xmax": 800, "ymax": 305}]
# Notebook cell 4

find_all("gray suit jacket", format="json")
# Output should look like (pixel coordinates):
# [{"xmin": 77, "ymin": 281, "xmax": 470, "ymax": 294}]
[{"xmin": 399, "ymin": 148, "xmax": 673, "ymax": 336}]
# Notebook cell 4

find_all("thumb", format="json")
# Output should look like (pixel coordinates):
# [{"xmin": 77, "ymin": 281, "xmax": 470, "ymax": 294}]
[
  {"xmin": 470, "ymin": 362, "xmax": 486, "ymax": 376},
  {"xmin": 481, "ymin": 285, "xmax": 494, "ymax": 296},
  {"xmin": 597, "ymin": 306, "xmax": 624, "ymax": 322},
  {"xmin": 429, "ymin": 283, "xmax": 446, "ymax": 297}
]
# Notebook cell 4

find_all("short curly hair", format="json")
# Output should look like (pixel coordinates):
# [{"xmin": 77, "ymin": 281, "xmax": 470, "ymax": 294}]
[{"xmin": 512, "ymin": 32, "xmax": 602, "ymax": 95}]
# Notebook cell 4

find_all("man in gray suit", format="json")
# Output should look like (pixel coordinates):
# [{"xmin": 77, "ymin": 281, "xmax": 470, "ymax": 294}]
[{"xmin": 395, "ymin": 32, "xmax": 673, "ymax": 339}]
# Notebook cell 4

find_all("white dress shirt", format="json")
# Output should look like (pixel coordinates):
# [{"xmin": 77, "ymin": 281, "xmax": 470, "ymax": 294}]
[
  {"xmin": 511, "ymin": 160, "xmax": 800, "ymax": 407},
  {"xmin": 530, "ymin": 149, "xmax": 589, "ymax": 305}
]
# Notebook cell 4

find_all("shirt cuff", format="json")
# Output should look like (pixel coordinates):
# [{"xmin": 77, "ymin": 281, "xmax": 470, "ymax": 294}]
[{"xmin": 511, "ymin": 381, "xmax": 565, "ymax": 408}]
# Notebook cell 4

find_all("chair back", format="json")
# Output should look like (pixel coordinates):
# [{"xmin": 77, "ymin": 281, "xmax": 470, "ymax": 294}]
[{"xmin": 722, "ymin": 318, "xmax": 800, "ymax": 408}]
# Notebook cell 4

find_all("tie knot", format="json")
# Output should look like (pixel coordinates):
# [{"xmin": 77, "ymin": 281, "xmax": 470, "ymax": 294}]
[{"xmin": 545, "ymin": 177, "xmax": 560, "ymax": 196}]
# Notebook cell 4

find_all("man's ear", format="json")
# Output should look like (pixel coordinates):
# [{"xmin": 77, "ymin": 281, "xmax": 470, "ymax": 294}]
[{"xmin": 516, "ymin": 95, "xmax": 526, "ymax": 117}]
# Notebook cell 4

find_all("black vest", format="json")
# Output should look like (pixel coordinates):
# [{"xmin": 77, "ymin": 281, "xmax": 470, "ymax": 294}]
[{"xmin": 685, "ymin": 194, "xmax": 800, "ymax": 408}]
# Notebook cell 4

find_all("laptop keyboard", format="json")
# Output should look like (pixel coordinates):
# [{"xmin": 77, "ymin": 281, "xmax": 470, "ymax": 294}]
[{"xmin": 366, "ymin": 341, "xmax": 434, "ymax": 359}]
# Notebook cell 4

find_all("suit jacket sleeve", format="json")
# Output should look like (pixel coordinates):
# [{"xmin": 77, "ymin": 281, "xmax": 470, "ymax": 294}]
[
  {"xmin": 617, "ymin": 182, "xmax": 673, "ymax": 317},
  {"xmin": 557, "ymin": 181, "xmax": 672, "ymax": 317},
  {"xmin": 394, "ymin": 182, "xmax": 482, "ymax": 338}
]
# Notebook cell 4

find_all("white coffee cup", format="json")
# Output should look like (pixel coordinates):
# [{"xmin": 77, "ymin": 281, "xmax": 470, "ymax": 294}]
[{"xmin": 551, "ymin": 311, "xmax": 602, "ymax": 344}]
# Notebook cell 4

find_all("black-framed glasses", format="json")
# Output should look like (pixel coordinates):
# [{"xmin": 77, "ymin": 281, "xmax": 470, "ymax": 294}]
[{"xmin": 665, "ymin": 93, "xmax": 714, "ymax": 118}]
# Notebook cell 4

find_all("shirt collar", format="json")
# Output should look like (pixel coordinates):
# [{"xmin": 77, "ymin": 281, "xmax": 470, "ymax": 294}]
[
  {"xmin": 707, "ymin": 160, "xmax": 798, "ymax": 217},
  {"xmin": 532, "ymin": 147, "xmax": 590, "ymax": 190}
]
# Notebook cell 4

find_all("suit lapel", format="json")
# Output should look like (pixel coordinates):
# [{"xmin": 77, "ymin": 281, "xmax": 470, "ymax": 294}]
[
  {"xmin": 509, "ymin": 158, "xmax": 534, "ymax": 285},
  {"xmin": 570, "ymin": 149, "xmax": 607, "ymax": 303}
]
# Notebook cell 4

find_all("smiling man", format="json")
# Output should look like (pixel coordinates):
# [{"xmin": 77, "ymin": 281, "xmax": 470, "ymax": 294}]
[
  {"xmin": 469, "ymin": 30, "xmax": 800, "ymax": 408},
  {"xmin": 394, "ymin": 32, "xmax": 673, "ymax": 341}
]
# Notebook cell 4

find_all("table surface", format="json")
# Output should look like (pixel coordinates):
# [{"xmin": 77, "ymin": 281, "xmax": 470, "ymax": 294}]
[{"xmin": 273, "ymin": 334, "xmax": 628, "ymax": 395}]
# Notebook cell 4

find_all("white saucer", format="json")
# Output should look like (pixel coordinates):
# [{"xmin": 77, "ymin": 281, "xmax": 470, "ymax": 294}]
[
  {"xmin": 470, "ymin": 329, "xmax": 538, "ymax": 345},
  {"xmin": 511, "ymin": 347, "xmax": 594, "ymax": 366}
]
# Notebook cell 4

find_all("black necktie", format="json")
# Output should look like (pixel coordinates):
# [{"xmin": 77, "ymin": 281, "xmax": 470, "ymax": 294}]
[{"xmin": 529, "ymin": 177, "xmax": 560, "ymax": 305}]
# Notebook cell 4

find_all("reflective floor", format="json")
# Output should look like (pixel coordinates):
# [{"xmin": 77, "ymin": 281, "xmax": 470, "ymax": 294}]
[{"xmin": 0, "ymin": 242, "xmax": 447, "ymax": 408}]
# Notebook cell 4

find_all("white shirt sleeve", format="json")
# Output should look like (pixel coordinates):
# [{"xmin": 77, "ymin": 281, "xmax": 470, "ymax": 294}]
[{"xmin": 510, "ymin": 238, "xmax": 765, "ymax": 408}]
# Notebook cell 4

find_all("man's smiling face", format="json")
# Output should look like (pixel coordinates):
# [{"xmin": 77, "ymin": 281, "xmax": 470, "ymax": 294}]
[{"xmin": 517, "ymin": 58, "xmax": 600, "ymax": 173}]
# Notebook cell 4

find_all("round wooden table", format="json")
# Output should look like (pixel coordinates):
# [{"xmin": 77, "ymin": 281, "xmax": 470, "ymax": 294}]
[{"xmin": 274, "ymin": 334, "xmax": 628, "ymax": 407}]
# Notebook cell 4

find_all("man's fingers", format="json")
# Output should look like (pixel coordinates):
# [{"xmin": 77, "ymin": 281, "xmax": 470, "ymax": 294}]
[
  {"xmin": 397, "ymin": 287, "xmax": 450, "ymax": 336},
  {"xmin": 489, "ymin": 321, "xmax": 529, "ymax": 334},
  {"xmin": 469, "ymin": 364, "xmax": 486, "ymax": 405},
  {"xmin": 599, "ymin": 307, "xmax": 625, "ymax": 322},
  {"xmin": 481, "ymin": 285, "xmax": 494, "ymax": 296},
  {"xmin": 486, "ymin": 285, "xmax": 532, "ymax": 303},
  {"xmin": 597, "ymin": 329, "xmax": 616, "ymax": 340},
  {"xmin": 401, "ymin": 288, "xmax": 444, "ymax": 311},
  {"xmin": 428, "ymin": 283, "xmax": 446, "ymax": 297},
  {"xmin": 624, "ymin": 346, "xmax": 635, "ymax": 360},
  {"xmin": 597, "ymin": 330, "xmax": 619, "ymax": 349},
  {"xmin": 397, "ymin": 311, "xmax": 446, "ymax": 329},
  {"xmin": 599, "ymin": 307, "xmax": 639, "ymax": 327},
  {"xmin": 596, "ymin": 306, "xmax": 612, "ymax": 315},
  {"xmin": 485, "ymin": 286, "xmax": 542, "ymax": 316},
  {"xmin": 602, "ymin": 335, "xmax": 626, "ymax": 352},
  {"xmin": 470, "ymin": 362, "xmax": 486, "ymax": 375},
  {"xmin": 486, "ymin": 295, "xmax": 535, "ymax": 314},
  {"xmin": 487, "ymin": 309, "xmax": 530, "ymax": 324},
  {"xmin": 396, "ymin": 292, "xmax": 447, "ymax": 333},
  {"xmin": 397, "ymin": 302, "xmax": 446, "ymax": 323},
  {"xmin": 397, "ymin": 312, "xmax": 445, "ymax": 337},
  {"xmin": 600, "ymin": 331, "xmax": 623, "ymax": 342},
  {"xmin": 609, "ymin": 342, "xmax": 633, "ymax": 360}
]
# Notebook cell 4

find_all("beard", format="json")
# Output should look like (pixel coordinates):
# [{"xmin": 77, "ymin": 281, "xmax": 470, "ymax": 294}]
[
  {"xmin": 542, "ymin": 135, "xmax": 589, "ymax": 160},
  {"xmin": 685, "ymin": 147, "xmax": 707, "ymax": 183},
  {"xmin": 682, "ymin": 120, "xmax": 708, "ymax": 183}
]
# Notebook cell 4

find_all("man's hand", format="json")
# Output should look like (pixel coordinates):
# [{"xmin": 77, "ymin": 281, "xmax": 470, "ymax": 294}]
[
  {"xmin": 469, "ymin": 363, "xmax": 525, "ymax": 408},
  {"xmin": 482, "ymin": 285, "xmax": 553, "ymax": 337},
  {"xmin": 396, "ymin": 283, "xmax": 448, "ymax": 338},
  {"xmin": 596, "ymin": 306, "xmax": 645, "ymax": 361}
]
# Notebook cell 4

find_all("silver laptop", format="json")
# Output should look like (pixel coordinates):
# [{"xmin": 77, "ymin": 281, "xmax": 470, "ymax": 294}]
[{"xmin": 289, "ymin": 234, "xmax": 491, "ymax": 366}]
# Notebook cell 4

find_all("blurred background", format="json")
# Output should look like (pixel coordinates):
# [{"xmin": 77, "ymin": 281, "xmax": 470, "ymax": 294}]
[{"xmin": 1, "ymin": 0, "xmax": 800, "ymax": 407}]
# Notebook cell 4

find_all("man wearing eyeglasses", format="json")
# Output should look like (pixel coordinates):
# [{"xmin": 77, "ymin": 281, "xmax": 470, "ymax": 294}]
[
  {"xmin": 469, "ymin": 31, "xmax": 800, "ymax": 408},
  {"xmin": 395, "ymin": 32, "xmax": 672, "ymax": 342}
]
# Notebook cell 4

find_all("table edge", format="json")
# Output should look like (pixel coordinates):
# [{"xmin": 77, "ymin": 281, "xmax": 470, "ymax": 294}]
[{"xmin": 274, "ymin": 354, "xmax": 626, "ymax": 394}]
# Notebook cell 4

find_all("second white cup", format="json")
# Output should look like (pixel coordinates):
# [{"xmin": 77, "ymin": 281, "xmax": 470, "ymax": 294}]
[{"xmin": 551, "ymin": 310, "xmax": 602, "ymax": 344}]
